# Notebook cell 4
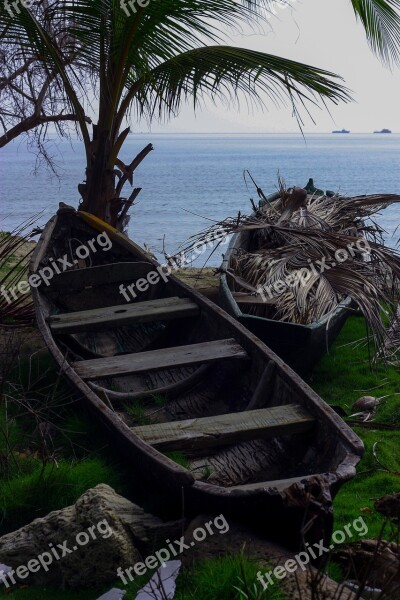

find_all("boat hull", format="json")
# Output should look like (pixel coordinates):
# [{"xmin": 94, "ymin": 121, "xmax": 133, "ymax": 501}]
[
  {"xmin": 30, "ymin": 208, "xmax": 363, "ymax": 549},
  {"xmin": 220, "ymin": 228, "xmax": 352, "ymax": 375}
]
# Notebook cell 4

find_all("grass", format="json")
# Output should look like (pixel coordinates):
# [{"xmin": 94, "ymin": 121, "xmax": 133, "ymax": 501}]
[
  {"xmin": 309, "ymin": 313, "xmax": 400, "ymax": 537},
  {"xmin": 152, "ymin": 393, "xmax": 167, "ymax": 407},
  {"xmin": 0, "ymin": 352, "xmax": 124, "ymax": 533},
  {"xmin": 1, "ymin": 312, "xmax": 399, "ymax": 598},
  {"xmin": 0, "ymin": 556, "xmax": 287, "ymax": 600},
  {"xmin": 124, "ymin": 400, "xmax": 152, "ymax": 426},
  {"xmin": 174, "ymin": 555, "xmax": 286, "ymax": 600},
  {"xmin": 113, "ymin": 556, "xmax": 286, "ymax": 600},
  {"xmin": 0, "ymin": 457, "xmax": 121, "ymax": 532},
  {"xmin": 165, "ymin": 450, "xmax": 191, "ymax": 470}
]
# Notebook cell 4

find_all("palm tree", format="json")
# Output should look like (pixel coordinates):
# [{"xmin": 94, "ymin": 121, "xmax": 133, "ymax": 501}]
[{"xmin": 1, "ymin": 0, "xmax": 400, "ymax": 227}]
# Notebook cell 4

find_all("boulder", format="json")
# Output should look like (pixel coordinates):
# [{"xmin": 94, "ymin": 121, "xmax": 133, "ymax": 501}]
[{"xmin": 0, "ymin": 484, "xmax": 183, "ymax": 589}]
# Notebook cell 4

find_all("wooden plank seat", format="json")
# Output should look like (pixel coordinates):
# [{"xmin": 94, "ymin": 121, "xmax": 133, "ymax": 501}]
[
  {"xmin": 232, "ymin": 293, "xmax": 274, "ymax": 305},
  {"xmin": 49, "ymin": 297, "xmax": 200, "ymax": 334},
  {"xmin": 227, "ymin": 474, "xmax": 318, "ymax": 492},
  {"xmin": 131, "ymin": 404, "xmax": 315, "ymax": 451},
  {"xmin": 73, "ymin": 338, "xmax": 248, "ymax": 380},
  {"xmin": 47, "ymin": 262, "xmax": 155, "ymax": 292}
]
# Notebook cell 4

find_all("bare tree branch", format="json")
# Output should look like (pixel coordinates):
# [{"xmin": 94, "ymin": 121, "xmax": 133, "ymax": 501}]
[{"xmin": 0, "ymin": 113, "xmax": 92, "ymax": 147}]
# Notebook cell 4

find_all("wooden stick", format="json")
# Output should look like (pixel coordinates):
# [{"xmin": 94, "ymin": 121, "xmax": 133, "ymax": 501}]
[{"xmin": 247, "ymin": 362, "xmax": 276, "ymax": 410}]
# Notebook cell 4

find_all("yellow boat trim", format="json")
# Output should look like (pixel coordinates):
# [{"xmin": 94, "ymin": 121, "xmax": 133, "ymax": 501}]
[{"xmin": 77, "ymin": 211, "xmax": 147, "ymax": 257}]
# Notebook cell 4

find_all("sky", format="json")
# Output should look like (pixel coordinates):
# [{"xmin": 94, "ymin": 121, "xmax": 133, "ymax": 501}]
[{"xmin": 142, "ymin": 0, "xmax": 400, "ymax": 134}]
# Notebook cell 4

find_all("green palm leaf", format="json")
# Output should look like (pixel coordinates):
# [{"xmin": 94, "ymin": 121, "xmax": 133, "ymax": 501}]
[
  {"xmin": 127, "ymin": 46, "xmax": 350, "ymax": 124},
  {"xmin": 351, "ymin": 0, "xmax": 400, "ymax": 64}
]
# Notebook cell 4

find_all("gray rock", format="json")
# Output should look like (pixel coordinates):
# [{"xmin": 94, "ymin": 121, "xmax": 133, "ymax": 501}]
[{"xmin": 0, "ymin": 484, "xmax": 183, "ymax": 589}]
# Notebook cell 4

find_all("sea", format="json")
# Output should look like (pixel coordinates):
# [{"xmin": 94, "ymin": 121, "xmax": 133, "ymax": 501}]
[{"xmin": 1, "ymin": 133, "xmax": 400, "ymax": 265}]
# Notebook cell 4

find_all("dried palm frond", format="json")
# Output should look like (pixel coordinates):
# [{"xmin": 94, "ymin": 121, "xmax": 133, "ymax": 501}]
[
  {"xmin": 182, "ymin": 180, "xmax": 400, "ymax": 357},
  {"xmin": 0, "ymin": 215, "xmax": 41, "ymax": 327},
  {"xmin": 376, "ymin": 304, "xmax": 400, "ymax": 364}
]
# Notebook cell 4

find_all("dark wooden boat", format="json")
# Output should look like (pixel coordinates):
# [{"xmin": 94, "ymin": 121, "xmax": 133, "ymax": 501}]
[
  {"xmin": 220, "ymin": 235, "xmax": 352, "ymax": 375},
  {"xmin": 30, "ymin": 206, "xmax": 363, "ymax": 548},
  {"xmin": 220, "ymin": 188, "xmax": 352, "ymax": 375}
]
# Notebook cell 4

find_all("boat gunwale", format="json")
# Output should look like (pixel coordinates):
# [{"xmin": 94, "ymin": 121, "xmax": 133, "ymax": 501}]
[{"xmin": 30, "ymin": 210, "xmax": 364, "ymax": 500}]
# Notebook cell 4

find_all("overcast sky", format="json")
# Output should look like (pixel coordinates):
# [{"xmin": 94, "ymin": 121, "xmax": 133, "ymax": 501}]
[{"xmin": 144, "ymin": 0, "xmax": 400, "ymax": 133}]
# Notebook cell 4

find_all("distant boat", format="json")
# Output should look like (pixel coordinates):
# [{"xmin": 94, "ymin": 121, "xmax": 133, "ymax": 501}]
[
  {"xmin": 374, "ymin": 129, "xmax": 392, "ymax": 134},
  {"xmin": 332, "ymin": 129, "xmax": 350, "ymax": 134}
]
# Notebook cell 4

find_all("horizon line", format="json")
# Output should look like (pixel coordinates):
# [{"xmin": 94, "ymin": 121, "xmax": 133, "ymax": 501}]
[{"xmin": 131, "ymin": 131, "xmax": 398, "ymax": 135}]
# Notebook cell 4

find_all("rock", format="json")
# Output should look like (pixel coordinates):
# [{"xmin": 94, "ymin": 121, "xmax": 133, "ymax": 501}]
[
  {"xmin": 352, "ymin": 396, "xmax": 380, "ymax": 412},
  {"xmin": 0, "ymin": 484, "xmax": 183, "ymax": 589},
  {"xmin": 181, "ymin": 515, "xmax": 357, "ymax": 600},
  {"xmin": 375, "ymin": 492, "xmax": 400, "ymax": 522}
]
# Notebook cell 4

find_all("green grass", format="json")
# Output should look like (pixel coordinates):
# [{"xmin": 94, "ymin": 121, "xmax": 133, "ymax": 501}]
[
  {"xmin": 173, "ymin": 555, "xmax": 286, "ymax": 600},
  {"xmin": 1, "ymin": 315, "xmax": 399, "ymax": 598},
  {"xmin": 152, "ymin": 394, "xmax": 168, "ymax": 407},
  {"xmin": 124, "ymin": 401, "xmax": 152, "ymax": 426},
  {"xmin": 309, "ymin": 314, "xmax": 400, "ymax": 537},
  {"xmin": 0, "ymin": 557, "xmax": 286, "ymax": 600},
  {"xmin": 309, "ymin": 315, "xmax": 400, "ymax": 422},
  {"xmin": 324, "ymin": 561, "xmax": 344, "ymax": 583},
  {"xmin": 0, "ymin": 457, "xmax": 121, "ymax": 532},
  {"xmin": 111, "ymin": 555, "xmax": 286, "ymax": 600},
  {"xmin": 0, "ymin": 352, "xmax": 124, "ymax": 533},
  {"xmin": 165, "ymin": 450, "xmax": 191, "ymax": 470}
]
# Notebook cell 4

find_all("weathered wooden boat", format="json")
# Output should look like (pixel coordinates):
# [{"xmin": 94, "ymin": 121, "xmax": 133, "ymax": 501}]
[
  {"xmin": 30, "ymin": 206, "xmax": 363, "ymax": 548},
  {"xmin": 220, "ymin": 187, "xmax": 352, "ymax": 375}
]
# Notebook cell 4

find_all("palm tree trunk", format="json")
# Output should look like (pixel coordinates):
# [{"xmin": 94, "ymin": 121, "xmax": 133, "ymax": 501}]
[
  {"xmin": 78, "ymin": 128, "xmax": 152, "ymax": 229},
  {"xmin": 78, "ymin": 124, "xmax": 121, "ymax": 225}
]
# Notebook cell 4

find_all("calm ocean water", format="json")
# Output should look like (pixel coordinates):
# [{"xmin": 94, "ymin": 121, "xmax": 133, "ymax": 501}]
[{"xmin": 1, "ymin": 134, "xmax": 399, "ymax": 265}]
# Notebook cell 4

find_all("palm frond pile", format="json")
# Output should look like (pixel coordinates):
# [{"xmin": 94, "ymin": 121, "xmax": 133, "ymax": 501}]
[
  {"xmin": 181, "ymin": 179, "xmax": 400, "ymax": 354},
  {"xmin": 0, "ymin": 216, "xmax": 40, "ymax": 327}
]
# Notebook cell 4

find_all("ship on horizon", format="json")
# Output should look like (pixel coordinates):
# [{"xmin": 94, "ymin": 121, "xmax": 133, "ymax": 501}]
[
  {"xmin": 374, "ymin": 128, "xmax": 392, "ymax": 134},
  {"xmin": 332, "ymin": 129, "xmax": 350, "ymax": 134}
]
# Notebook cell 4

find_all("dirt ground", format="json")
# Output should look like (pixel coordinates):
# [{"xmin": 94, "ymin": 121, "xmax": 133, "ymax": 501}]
[{"xmin": 175, "ymin": 267, "xmax": 220, "ymax": 302}]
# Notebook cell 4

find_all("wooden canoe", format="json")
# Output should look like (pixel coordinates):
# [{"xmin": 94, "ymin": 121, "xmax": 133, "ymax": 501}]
[{"xmin": 30, "ymin": 206, "xmax": 363, "ymax": 549}]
